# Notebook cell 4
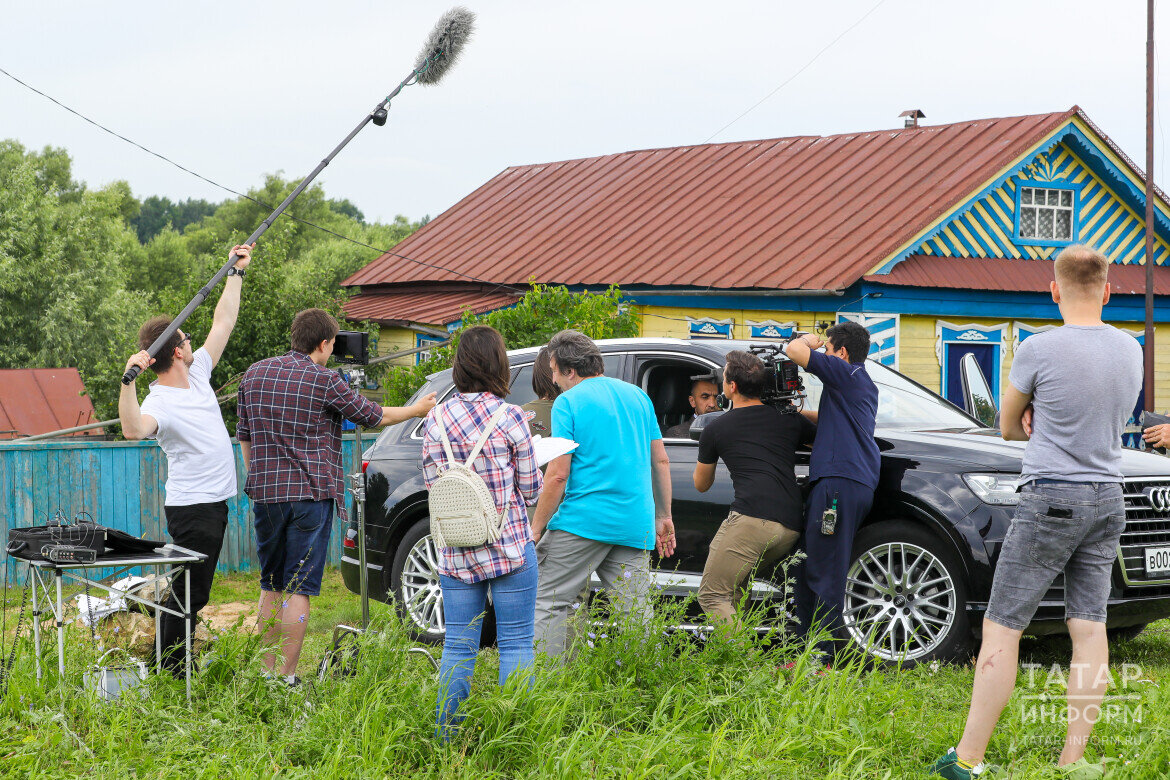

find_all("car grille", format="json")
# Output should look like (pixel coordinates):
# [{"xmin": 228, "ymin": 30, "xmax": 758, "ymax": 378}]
[{"xmin": 1120, "ymin": 479, "xmax": 1170, "ymax": 586}]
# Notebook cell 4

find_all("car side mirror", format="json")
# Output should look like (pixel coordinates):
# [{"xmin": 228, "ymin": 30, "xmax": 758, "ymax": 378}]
[{"xmin": 959, "ymin": 352, "xmax": 998, "ymax": 427}]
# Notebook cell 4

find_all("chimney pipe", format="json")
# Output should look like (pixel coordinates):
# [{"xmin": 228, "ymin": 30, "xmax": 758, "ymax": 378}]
[{"xmin": 899, "ymin": 109, "xmax": 926, "ymax": 129}]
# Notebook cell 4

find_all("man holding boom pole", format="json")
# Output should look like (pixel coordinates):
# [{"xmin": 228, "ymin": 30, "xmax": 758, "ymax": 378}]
[{"xmin": 119, "ymin": 243, "xmax": 254, "ymax": 677}]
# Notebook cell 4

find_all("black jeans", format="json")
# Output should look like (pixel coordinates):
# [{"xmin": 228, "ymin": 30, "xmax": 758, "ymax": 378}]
[{"xmin": 160, "ymin": 501, "xmax": 228, "ymax": 675}]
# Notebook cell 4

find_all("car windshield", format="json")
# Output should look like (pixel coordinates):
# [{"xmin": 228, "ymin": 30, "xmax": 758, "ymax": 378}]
[{"xmin": 801, "ymin": 361, "xmax": 981, "ymax": 431}]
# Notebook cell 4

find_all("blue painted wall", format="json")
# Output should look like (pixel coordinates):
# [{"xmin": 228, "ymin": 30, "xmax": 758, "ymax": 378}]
[{"xmin": 1, "ymin": 437, "xmax": 363, "ymax": 583}]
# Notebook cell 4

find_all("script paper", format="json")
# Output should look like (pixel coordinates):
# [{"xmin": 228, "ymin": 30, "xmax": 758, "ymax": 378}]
[{"xmin": 532, "ymin": 435, "xmax": 578, "ymax": 466}]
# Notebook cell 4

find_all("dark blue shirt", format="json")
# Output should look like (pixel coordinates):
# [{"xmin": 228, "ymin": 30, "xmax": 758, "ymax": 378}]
[{"xmin": 805, "ymin": 350, "xmax": 880, "ymax": 489}]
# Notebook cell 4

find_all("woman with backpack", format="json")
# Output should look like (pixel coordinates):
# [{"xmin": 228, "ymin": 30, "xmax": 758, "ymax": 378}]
[{"xmin": 421, "ymin": 325, "xmax": 543, "ymax": 740}]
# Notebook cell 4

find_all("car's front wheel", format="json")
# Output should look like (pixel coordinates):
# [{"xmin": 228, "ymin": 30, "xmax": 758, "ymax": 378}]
[{"xmin": 843, "ymin": 520, "xmax": 972, "ymax": 666}]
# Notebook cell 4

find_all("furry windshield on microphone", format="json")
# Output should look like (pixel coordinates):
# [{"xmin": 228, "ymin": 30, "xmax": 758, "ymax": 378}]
[{"xmin": 413, "ymin": 7, "xmax": 476, "ymax": 85}]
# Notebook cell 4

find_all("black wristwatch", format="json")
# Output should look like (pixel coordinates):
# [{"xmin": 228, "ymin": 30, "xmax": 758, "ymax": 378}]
[{"xmin": 227, "ymin": 267, "xmax": 246, "ymax": 278}]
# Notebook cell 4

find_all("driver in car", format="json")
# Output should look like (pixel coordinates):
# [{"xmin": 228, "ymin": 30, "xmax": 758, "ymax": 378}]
[{"xmin": 665, "ymin": 378, "xmax": 720, "ymax": 438}]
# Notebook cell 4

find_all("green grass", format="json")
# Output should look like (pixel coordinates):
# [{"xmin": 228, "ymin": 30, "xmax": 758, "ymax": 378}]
[{"xmin": 1, "ymin": 569, "xmax": 1168, "ymax": 778}]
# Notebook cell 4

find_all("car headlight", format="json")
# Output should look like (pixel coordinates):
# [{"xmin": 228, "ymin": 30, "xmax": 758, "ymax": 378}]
[{"xmin": 962, "ymin": 473, "xmax": 1022, "ymax": 505}]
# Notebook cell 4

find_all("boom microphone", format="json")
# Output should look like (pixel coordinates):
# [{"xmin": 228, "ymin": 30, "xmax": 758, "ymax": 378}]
[
  {"xmin": 413, "ymin": 7, "xmax": 476, "ymax": 85},
  {"xmin": 122, "ymin": 7, "xmax": 477, "ymax": 386}
]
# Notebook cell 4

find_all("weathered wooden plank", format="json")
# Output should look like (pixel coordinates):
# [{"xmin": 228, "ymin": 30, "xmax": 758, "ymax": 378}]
[{"xmin": 3, "ymin": 435, "xmax": 371, "ymax": 581}]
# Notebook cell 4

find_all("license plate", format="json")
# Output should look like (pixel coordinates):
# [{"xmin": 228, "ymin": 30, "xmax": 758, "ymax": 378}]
[{"xmin": 1146, "ymin": 546, "xmax": 1170, "ymax": 576}]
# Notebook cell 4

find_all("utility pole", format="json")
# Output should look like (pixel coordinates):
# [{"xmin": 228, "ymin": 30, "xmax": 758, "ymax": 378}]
[{"xmin": 1145, "ymin": 0, "xmax": 1157, "ymax": 412}]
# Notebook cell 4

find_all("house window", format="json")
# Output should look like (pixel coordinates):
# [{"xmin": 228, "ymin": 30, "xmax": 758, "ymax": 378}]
[
  {"xmin": 416, "ymin": 334, "xmax": 446, "ymax": 365},
  {"xmin": 1017, "ymin": 185, "xmax": 1074, "ymax": 243},
  {"xmin": 837, "ymin": 313, "xmax": 899, "ymax": 369}
]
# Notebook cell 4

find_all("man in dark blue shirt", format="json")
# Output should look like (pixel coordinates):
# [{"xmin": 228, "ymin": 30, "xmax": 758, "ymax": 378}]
[{"xmin": 784, "ymin": 321, "xmax": 879, "ymax": 659}]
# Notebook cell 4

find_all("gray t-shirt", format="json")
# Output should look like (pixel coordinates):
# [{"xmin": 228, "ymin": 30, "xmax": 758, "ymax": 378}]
[{"xmin": 1010, "ymin": 324, "xmax": 1143, "ymax": 484}]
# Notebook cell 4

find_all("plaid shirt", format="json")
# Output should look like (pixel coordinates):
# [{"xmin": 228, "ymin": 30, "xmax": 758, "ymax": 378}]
[
  {"xmin": 237, "ymin": 351, "xmax": 383, "ymax": 517},
  {"xmin": 422, "ymin": 393, "xmax": 542, "ymax": 584}
]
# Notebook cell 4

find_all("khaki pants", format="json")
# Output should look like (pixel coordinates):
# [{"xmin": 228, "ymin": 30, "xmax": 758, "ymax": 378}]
[{"xmin": 698, "ymin": 511, "xmax": 800, "ymax": 626}]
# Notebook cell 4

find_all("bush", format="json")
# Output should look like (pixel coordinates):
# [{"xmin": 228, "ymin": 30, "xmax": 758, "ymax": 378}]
[{"xmin": 373, "ymin": 284, "xmax": 638, "ymax": 406}]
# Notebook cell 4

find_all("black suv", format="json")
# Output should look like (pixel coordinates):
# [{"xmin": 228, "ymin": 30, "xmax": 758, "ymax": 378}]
[{"xmin": 341, "ymin": 338, "xmax": 1170, "ymax": 664}]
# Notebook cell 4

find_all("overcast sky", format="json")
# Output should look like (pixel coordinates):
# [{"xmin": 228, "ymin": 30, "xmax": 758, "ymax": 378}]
[{"xmin": 3, "ymin": 1, "xmax": 1168, "ymax": 226}]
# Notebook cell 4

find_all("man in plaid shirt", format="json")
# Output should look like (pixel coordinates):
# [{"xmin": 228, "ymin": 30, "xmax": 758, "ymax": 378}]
[{"xmin": 237, "ymin": 308, "xmax": 435, "ymax": 682}]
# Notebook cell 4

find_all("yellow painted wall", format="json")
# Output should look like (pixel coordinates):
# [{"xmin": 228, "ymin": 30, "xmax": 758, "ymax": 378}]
[
  {"xmin": 374, "ymin": 325, "xmax": 423, "ymax": 366},
  {"xmin": 638, "ymin": 305, "xmax": 1170, "ymax": 408},
  {"xmin": 638, "ymin": 305, "xmax": 833, "ymax": 341}
]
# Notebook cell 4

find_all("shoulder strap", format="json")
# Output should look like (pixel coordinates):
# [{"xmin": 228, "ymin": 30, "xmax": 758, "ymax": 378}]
[
  {"xmin": 464, "ymin": 404, "xmax": 511, "ymax": 468},
  {"xmin": 435, "ymin": 408, "xmax": 457, "ymax": 467}
]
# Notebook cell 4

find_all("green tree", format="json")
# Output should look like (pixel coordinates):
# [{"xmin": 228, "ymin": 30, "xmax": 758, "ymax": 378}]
[
  {"xmin": 130, "ymin": 195, "xmax": 219, "ymax": 243},
  {"xmin": 0, "ymin": 141, "xmax": 152, "ymax": 422},
  {"xmin": 143, "ymin": 175, "xmax": 422, "ymax": 431},
  {"xmin": 374, "ymin": 284, "xmax": 639, "ymax": 405},
  {"xmin": 0, "ymin": 139, "xmax": 424, "ymax": 434}
]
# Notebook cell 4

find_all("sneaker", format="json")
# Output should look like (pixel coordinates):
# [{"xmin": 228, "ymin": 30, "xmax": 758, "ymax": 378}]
[
  {"xmin": 928, "ymin": 748, "xmax": 1000, "ymax": 778},
  {"xmin": 1057, "ymin": 758, "xmax": 1107, "ymax": 779}
]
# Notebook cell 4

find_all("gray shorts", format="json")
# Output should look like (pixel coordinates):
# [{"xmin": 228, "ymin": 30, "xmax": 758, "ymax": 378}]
[{"xmin": 985, "ymin": 481, "xmax": 1125, "ymax": 631}]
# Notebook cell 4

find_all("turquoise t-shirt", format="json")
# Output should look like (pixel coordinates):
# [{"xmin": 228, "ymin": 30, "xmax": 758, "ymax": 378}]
[{"xmin": 549, "ymin": 376, "xmax": 662, "ymax": 550}]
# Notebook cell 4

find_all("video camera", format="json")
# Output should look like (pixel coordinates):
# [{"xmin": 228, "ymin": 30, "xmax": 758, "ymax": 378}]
[
  {"xmin": 745, "ymin": 342, "xmax": 805, "ymax": 411},
  {"xmin": 686, "ymin": 340, "xmax": 807, "ymax": 443}
]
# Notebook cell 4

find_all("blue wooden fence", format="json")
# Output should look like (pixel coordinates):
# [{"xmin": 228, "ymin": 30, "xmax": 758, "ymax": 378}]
[{"xmin": 1, "ymin": 436, "xmax": 363, "ymax": 582}]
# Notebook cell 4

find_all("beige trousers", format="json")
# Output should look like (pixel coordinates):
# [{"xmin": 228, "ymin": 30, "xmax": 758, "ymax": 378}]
[{"xmin": 697, "ymin": 511, "xmax": 800, "ymax": 626}]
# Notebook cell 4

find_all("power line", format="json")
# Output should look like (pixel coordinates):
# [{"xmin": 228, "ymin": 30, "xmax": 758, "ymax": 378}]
[
  {"xmin": 703, "ymin": 0, "xmax": 892, "ymax": 143},
  {"xmin": 0, "ymin": 64, "xmax": 528, "ymax": 302}
]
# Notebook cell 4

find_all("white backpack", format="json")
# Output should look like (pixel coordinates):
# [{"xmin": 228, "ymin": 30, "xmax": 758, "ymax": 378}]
[{"xmin": 428, "ymin": 404, "xmax": 511, "ymax": 549}]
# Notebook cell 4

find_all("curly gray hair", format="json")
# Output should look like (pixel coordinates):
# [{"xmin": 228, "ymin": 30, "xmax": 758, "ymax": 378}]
[{"xmin": 547, "ymin": 329, "xmax": 604, "ymax": 378}]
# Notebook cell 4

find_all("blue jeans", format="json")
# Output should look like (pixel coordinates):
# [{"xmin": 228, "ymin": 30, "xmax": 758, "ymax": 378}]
[{"xmin": 436, "ymin": 542, "xmax": 537, "ymax": 738}]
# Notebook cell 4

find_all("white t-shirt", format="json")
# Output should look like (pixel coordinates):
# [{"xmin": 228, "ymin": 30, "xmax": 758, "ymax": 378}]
[{"xmin": 140, "ymin": 347, "xmax": 238, "ymax": 506}]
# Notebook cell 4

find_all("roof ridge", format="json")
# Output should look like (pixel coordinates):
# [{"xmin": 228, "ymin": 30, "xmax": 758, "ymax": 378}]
[{"xmin": 498, "ymin": 109, "xmax": 1077, "ymax": 172}]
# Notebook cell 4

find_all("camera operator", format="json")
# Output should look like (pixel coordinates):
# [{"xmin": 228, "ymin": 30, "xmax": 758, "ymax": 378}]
[
  {"xmin": 693, "ymin": 351, "xmax": 816, "ymax": 627},
  {"xmin": 237, "ymin": 309, "xmax": 436, "ymax": 684},
  {"xmin": 665, "ymin": 379, "xmax": 719, "ymax": 438},
  {"xmin": 783, "ymin": 322, "xmax": 879, "ymax": 659}
]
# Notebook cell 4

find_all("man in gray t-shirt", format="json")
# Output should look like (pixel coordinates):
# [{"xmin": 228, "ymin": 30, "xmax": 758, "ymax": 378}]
[
  {"xmin": 932, "ymin": 246, "xmax": 1143, "ymax": 779},
  {"xmin": 1011, "ymin": 327, "xmax": 1142, "ymax": 485}
]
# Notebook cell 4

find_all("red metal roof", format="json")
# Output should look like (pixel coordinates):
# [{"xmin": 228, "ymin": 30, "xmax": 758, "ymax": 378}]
[
  {"xmin": 345, "ymin": 109, "xmax": 1081, "ymax": 292},
  {"xmin": 865, "ymin": 254, "xmax": 1170, "ymax": 295},
  {"xmin": 0, "ymin": 369, "xmax": 99, "ymax": 440},
  {"xmin": 341, "ymin": 287, "xmax": 520, "ymax": 326}
]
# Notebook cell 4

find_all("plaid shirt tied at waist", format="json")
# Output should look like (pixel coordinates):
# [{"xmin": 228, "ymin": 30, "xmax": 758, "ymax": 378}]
[
  {"xmin": 422, "ymin": 393, "xmax": 543, "ymax": 583},
  {"xmin": 237, "ymin": 351, "xmax": 383, "ymax": 517}
]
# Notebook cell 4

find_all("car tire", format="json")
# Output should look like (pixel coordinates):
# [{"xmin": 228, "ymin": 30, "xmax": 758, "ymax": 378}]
[
  {"xmin": 387, "ymin": 518, "xmax": 496, "ymax": 648},
  {"xmin": 843, "ymin": 520, "xmax": 972, "ymax": 667}
]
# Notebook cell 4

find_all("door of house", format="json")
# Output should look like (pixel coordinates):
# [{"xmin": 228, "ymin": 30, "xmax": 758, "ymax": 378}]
[{"xmin": 944, "ymin": 344, "xmax": 996, "ymax": 413}]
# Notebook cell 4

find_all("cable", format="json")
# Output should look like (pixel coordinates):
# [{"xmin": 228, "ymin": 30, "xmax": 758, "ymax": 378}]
[
  {"xmin": 0, "ymin": 64, "xmax": 528, "ymax": 301},
  {"xmin": 703, "ymin": 0, "xmax": 892, "ymax": 143}
]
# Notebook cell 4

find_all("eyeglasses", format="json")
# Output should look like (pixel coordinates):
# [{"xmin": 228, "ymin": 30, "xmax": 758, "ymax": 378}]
[{"xmin": 177, "ymin": 334, "xmax": 191, "ymax": 347}]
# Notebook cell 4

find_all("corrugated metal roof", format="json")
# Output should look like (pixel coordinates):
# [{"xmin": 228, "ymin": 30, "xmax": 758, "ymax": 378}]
[
  {"xmin": 341, "ymin": 288, "xmax": 520, "ymax": 326},
  {"xmin": 865, "ymin": 254, "xmax": 1170, "ymax": 295},
  {"xmin": 344, "ymin": 109, "xmax": 1079, "ymax": 292},
  {"xmin": 0, "ymin": 369, "xmax": 98, "ymax": 440}
]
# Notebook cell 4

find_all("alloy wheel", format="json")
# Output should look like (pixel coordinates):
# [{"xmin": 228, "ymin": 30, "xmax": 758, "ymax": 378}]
[
  {"xmin": 843, "ymin": 541, "xmax": 957, "ymax": 662},
  {"xmin": 400, "ymin": 534, "xmax": 445, "ymax": 634}
]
